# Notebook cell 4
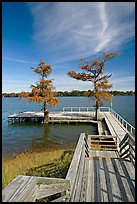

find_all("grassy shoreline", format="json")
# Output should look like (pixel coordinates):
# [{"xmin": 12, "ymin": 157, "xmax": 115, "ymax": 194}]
[{"xmin": 2, "ymin": 148, "xmax": 74, "ymax": 189}]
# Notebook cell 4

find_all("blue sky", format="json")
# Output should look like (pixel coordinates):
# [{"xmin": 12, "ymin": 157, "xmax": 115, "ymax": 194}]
[{"xmin": 2, "ymin": 2, "xmax": 135, "ymax": 93}]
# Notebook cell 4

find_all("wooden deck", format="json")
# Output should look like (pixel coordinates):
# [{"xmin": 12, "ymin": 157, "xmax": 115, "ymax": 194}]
[
  {"xmin": 103, "ymin": 112, "xmax": 128, "ymax": 142},
  {"xmin": 4, "ymin": 108, "xmax": 135, "ymax": 202},
  {"xmin": 65, "ymin": 133, "xmax": 135, "ymax": 202},
  {"xmin": 8, "ymin": 111, "xmax": 96, "ymax": 124},
  {"xmin": 68, "ymin": 157, "xmax": 135, "ymax": 202}
]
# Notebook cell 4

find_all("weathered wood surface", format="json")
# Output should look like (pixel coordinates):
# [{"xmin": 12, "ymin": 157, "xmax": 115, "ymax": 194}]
[
  {"xmin": 89, "ymin": 135, "xmax": 117, "ymax": 151},
  {"xmin": 65, "ymin": 133, "xmax": 135, "ymax": 202},
  {"xmin": 103, "ymin": 112, "xmax": 128, "ymax": 143},
  {"xmin": 2, "ymin": 176, "xmax": 70, "ymax": 202},
  {"xmin": 2, "ymin": 175, "xmax": 37, "ymax": 202},
  {"xmin": 119, "ymin": 133, "xmax": 135, "ymax": 165},
  {"xmin": 8, "ymin": 111, "xmax": 97, "ymax": 124},
  {"xmin": 8, "ymin": 111, "xmax": 95, "ymax": 119},
  {"xmin": 65, "ymin": 133, "xmax": 86, "ymax": 201},
  {"xmin": 69, "ymin": 156, "xmax": 135, "ymax": 202}
]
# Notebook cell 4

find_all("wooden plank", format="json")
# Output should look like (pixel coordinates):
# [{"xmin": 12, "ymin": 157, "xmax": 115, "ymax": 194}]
[
  {"xmin": 111, "ymin": 159, "xmax": 135, "ymax": 201},
  {"xmin": 98, "ymin": 157, "xmax": 109, "ymax": 202},
  {"xmin": 129, "ymin": 143, "xmax": 135, "ymax": 152},
  {"xmin": 79, "ymin": 159, "xmax": 89, "ymax": 202},
  {"xmin": 36, "ymin": 183, "xmax": 69, "ymax": 200},
  {"xmin": 98, "ymin": 121, "xmax": 104, "ymax": 135},
  {"xmin": 108, "ymin": 158, "xmax": 127, "ymax": 202},
  {"xmin": 103, "ymin": 112, "xmax": 128, "ymax": 143},
  {"xmin": 85, "ymin": 157, "xmax": 129, "ymax": 161},
  {"xmin": 90, "ymin": 150, "xmax": 118, "ymax": 158},
  {"xmin": 93, "ymin": 157, "xmax": 102, "ymax": 202},
  {"xmin": 51, "ymin": 194, "xmax": 69, "ymax": 202},
  {"xmin": 89, "ymin": 135, "xmax": 117, "ymax": 139},
  {"xmin": 120, "ymin": 148, "xmax": 129, "ymax": 158},
  {"xmin": 24, "ymin": 185, "xmax": 38, "ymax": 202},
  {"xmin": 86, "ymin": 159, "xmax": 94, "ymax": 202},
  {"xmin": 36, "ymin": 177, "xmax": 70, "ymax": 185},
  {"xmin": 66, "ymin": 133, "xmax": 85, "ymax": 197},
  {"xmin": 91, "ymin": 144, "xmax": 117, "ymax": 147},
  {"xmin": 90, "ymin": 140, "xmax": 116, "ymax": 143},
  {"xmin": 119, "ymin": 141, "xmax": 129, "ymax": 153},
  {"xmin": 119, "ymin": 133, "xmax": 129, "ymax": 147},
  {"xmin": 91, "ymin": 147, "xmax": 117, "ymax": 151},
  {"xmin": 128, "ymin": 149, "xmax": 135, "ymax": 165},
  {"xmin": 2, "ymin": 176, "xmax": 70, "ymax": 202},
  {"xmin": 71, "ymin": 148, "xmax": 85, "ymax": 202},
  {"xmin": 2, "ymin": 175, "xmax": 37, "ymax": 202},
  {"xmin": 102, "ymin": 158, "xmax": 115, "ymax": 202}
]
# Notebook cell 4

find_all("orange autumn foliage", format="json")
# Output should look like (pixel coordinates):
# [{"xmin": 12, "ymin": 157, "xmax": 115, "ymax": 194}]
[
  {"xmin": 67, "ymin": 52, "xmax": 119, "ymax": 120},
  {"xmin": 19, "ymin": 59, "xmax": 60, "ymax": 122}
]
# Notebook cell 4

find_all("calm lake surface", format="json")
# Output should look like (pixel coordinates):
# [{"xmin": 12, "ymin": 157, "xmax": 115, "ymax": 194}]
[{"xmin": 2, "ymin": 96, "xmax": 135, "ymax": 159}]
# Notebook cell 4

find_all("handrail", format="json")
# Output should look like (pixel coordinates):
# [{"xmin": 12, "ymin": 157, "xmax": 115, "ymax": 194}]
[
  {"xmin": 2, "ymin": 176, "xmax": 70, "ymax": 202},
  {"xmin": 63, "ymin": 107, "xmax": 95, "ymax": 112},
  {"xmin": 62, "ymin": 106, "xmax": 135, "ymax": 135},
  {"xmin": 66, "ymin": 133, "xmax": 86, "ymax": 200},
  {"xmin": 119, "ymin": 133, "xmax": 135, "ymax": 166},
  {"xmin": 110, "ymin": 108, "xmax": 135, "ymax": 135},
  {"xmin": 63, "ymin": 106, "xmax": 110, "ymax": 112}
]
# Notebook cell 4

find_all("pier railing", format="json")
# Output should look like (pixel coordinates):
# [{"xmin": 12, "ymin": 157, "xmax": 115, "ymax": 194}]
[
  {"xmin": 63, "ymin": 107, "xmax": 95, "ymax": 112},
  {"xmin": 63, "ymin": 106, "xmax": 110, "ymax": 112},
  {"xmin": 109, "ymin": 108, "xmax": 135, "ymax": 135},
  {"xmin": 66, "ymin": 133, "xmax": 88, "ymax": 201},
  {"xmin": 119, "ymin": 133, "xmax": 135, "ymax": 166},
  {"xmin": 63, "ymin": 106, "xmax": 135, "ymax": 135}
]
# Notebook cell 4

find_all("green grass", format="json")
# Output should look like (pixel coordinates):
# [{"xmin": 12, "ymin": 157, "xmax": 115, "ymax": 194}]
[{"xmin": 2, "ymin": 149, "xmax": 74, "ymax": 189}]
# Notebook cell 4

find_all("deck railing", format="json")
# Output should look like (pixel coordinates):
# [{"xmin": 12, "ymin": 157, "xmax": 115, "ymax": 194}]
[
  {"xmin": 119, "ymin": 133, "xmax": 135, "ymax": 166},
  {"xmin": 62, "ymin": 106, "xmax": 135, "ymax": 135},
  {"xmin": 63, "ymin": 106, "xmax": 110, "ymax": 112},
  {"xmin": 66, "ymin": 133, "xmax": 88, "ymax": 201},
  {"xmin": 109, "ymin": 108, "xmax": 135, "ymax": 135},
  {"xmin": 63, "ymin": 107, "xmax": 95, "ymax": 112}
]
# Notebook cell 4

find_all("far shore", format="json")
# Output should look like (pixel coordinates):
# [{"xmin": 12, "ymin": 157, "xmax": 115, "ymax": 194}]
[{"xmin": 2, "ymin": 90, "xmax": 135, "ymax": 97}]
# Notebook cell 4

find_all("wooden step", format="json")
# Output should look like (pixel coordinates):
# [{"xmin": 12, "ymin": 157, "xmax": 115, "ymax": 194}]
[{"xmin": 90, "ymin": 147, "xmax": 117, "ymax": 151}]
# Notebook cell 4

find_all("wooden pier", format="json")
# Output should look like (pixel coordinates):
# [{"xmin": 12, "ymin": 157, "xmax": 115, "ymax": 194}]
[
  {"xmin": 8, "ymin": 110, "xmax": 97, "ymax": 124},
  {"xmin": 3, "ymin": 107, "xmax": 135, "ymax": 202}
]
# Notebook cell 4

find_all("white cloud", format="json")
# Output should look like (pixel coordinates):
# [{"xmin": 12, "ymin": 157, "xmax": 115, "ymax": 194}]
[
  {"xmin": 2, "ymin": 74, "xmax": 135, "ymax": 93},
  {"xmin": 3, "ymin": 56, "xmax": 37, "ymax": 65},
  {"xmin": 111, "ymin": 76, "xmax": 135, "ymax": 83},
  {"xmin": 50, "ymin": 74, "xmax": 135, "ymax": 91},
  {"xmin": 28, "ymin": 2, "xmax": 135, "ymax": 63}
]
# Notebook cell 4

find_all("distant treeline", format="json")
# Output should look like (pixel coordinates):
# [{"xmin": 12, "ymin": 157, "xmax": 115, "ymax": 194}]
[{"xmin": 2, "ymin": 90, "xmax": 135, "ymax": 97}]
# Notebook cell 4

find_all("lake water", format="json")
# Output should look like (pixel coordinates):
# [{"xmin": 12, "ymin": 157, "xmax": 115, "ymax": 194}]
[{"xmin": 2, "ymin": 96, "xmax": 135, "ymax": 159}]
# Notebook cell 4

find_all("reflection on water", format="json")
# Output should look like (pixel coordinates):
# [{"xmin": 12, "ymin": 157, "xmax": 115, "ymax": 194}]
[
  {"xmin": 3, "ymin": 121, "xmax": 98, "ymax": 159},
  {"xmin": 2, "ymin": 96, "xmax": 134, "ymax": 159},
  {"xmin": 31, "ymin": 123, "xmax": 98, "ymax": 152},
  {"xmin": 31, "ymin": 124, "xmax": 60, "ymax": 150}
]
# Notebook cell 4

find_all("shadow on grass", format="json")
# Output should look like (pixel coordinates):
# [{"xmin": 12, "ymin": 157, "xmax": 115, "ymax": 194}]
[{"xmin": 26, "ymin": 150, "xmax": 74, "ymax": 179}]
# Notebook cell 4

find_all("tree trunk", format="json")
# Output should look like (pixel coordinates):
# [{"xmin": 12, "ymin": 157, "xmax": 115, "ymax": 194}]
[
  {"xmin": 95, "ymin": 100, "xmax": 99, "ymax": 121},
  {"xmin": 43, "ymin": 102, "xmax": 49, "ymax": 124}
]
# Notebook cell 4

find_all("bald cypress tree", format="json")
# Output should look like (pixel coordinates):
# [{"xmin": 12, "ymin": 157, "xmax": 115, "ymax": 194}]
[
  {"xmin": 67, "ymin": 52, "xmax": 119, "ymax": 121},
  {"xmin": 20, "ymin": 59, "xmax": 60, "ymax": 123}
]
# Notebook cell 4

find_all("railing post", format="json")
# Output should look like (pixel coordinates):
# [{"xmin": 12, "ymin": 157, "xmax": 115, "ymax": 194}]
[
  {"xmin": 126, "ymin": 122, "xmax": 127, "ymax": 131},
  {"xmin": 84, "ymin": 133, "xmax": 89, "ymax": 157}
]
